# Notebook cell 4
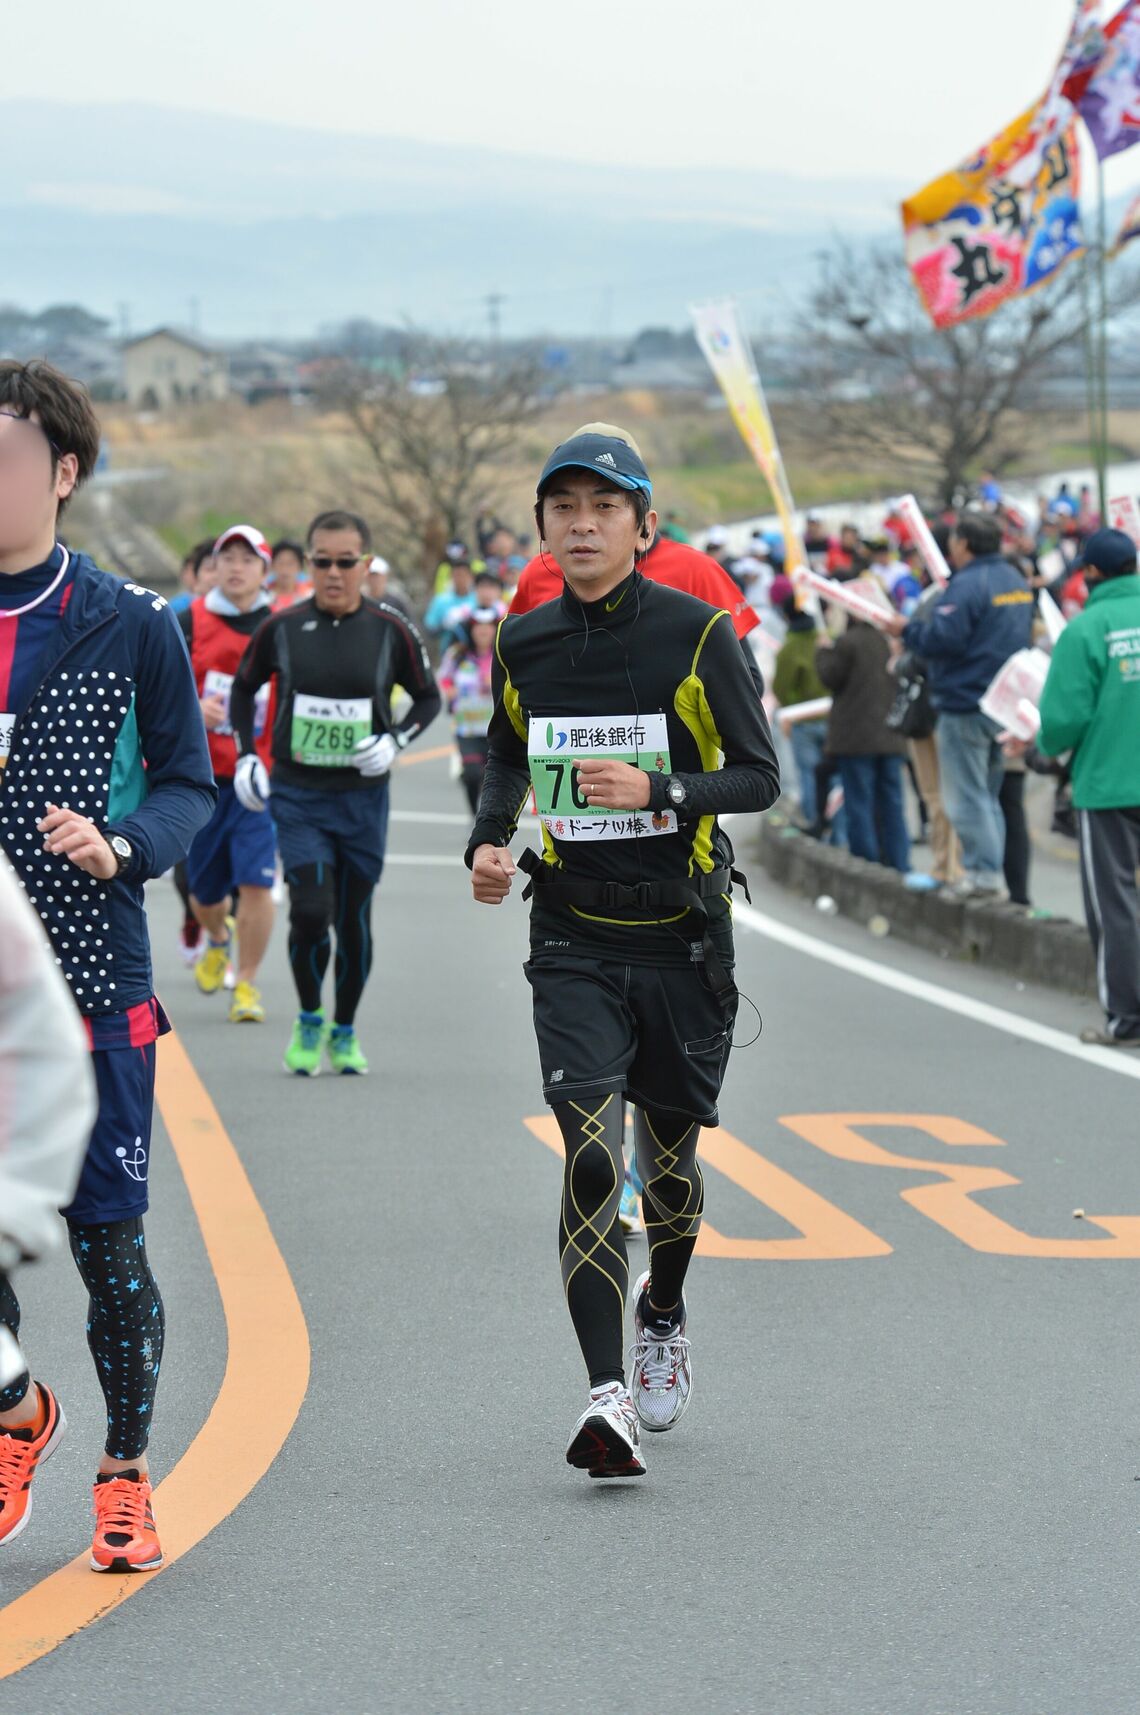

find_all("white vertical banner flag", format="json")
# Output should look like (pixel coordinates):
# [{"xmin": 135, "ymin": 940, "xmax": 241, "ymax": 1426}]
[{"xmin": 690, "ymin": 299, "xmax": 806, "ymax": 575}]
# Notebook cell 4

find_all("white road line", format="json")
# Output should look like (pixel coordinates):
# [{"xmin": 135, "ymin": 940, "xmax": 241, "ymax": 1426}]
[
  {"xmin": 732, "ymin": 900, "xmax": 1140, "ymax": 1083},
  {"xmin": 385, "ymin": 854, "xmax": 465, "ymax": 866},
  {"xmin": 390, "ymin": 811, "xmax": 541, "ymax": 828},
  {"xmin": 390, "ymin": 811, "xmax": 471, "ymax": 826}
]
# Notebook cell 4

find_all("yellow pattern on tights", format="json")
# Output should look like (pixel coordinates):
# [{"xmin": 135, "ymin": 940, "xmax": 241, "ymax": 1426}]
[
  {"xmin": 559, "ymin": 1094, "xmax": 627, "ymax": 1316},
  {"xmin": 639, "ymin": 1112, "xmax": 704, "ymax": 1280}
]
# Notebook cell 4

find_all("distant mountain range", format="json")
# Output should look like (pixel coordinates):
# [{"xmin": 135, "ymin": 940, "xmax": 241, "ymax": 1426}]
[{"xmin": 5, "ymin": 102, "xmax": 906, "ymax": 339}]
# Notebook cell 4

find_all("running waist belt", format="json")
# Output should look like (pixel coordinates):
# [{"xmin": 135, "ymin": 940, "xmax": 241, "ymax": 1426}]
[{"xmin": 516, "ymin": 848, "xmax": 749, "ymax": 1003}]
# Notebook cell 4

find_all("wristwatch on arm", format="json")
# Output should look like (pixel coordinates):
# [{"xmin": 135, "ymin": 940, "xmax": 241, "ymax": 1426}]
[
  {"xmin": 665, "ymin": 776, "xmax": 687, "ymax": 810},
  {"xmin": 105, "ymin": 834, "xmax": 133, "ymax": 878}
]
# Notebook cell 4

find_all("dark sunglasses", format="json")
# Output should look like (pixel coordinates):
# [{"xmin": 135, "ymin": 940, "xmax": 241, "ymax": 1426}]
[{"xmin": 308, "ymin": 554, "xmax": 365, "ymax": 572}]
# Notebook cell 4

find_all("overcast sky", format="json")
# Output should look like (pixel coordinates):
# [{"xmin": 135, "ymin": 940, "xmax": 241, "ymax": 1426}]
[{"xmin": 11, "ymin": 0, "xmax": 1140, "ymax": 197}]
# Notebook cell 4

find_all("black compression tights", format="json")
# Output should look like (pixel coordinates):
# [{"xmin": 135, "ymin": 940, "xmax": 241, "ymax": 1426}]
[
  {"xmin": 554, "ymin": 1096, "xmax": 704, "ymax": 1388},
  {"xmin": 286, "ymin": 862, "xmax": 376, "ymax": 1026},
  {"xmin": 0, "ymin": 1218, "xmax": 165, "ymax": 1460}
]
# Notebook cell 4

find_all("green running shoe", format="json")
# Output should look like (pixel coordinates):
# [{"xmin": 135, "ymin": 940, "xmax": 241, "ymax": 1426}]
[
  {"xmin": 326, "ymin": 1024, "xmax": 368, "ymax": 1075},
  {"xmin": 283, "ymin": 1010, "xmax": 325, "ymax": 1076}
]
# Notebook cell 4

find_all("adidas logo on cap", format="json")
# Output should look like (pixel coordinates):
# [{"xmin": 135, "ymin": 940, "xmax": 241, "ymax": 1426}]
[{"xmin": 595, "ymin": 452, "xmax": 617, "ymax": 467}]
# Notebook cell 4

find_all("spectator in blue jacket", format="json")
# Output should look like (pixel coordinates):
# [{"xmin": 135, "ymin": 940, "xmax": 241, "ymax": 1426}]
[
  {"xmin": 0, "ymin": 360, "xmax": 215, "ymax": 1570},
  {"xmin": 888, "ymin": 513, "xmax": 1034, "ymax": 896}
]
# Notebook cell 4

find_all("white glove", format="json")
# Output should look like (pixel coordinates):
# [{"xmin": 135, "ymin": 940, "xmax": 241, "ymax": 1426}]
[
  {"xmin": 353, "ymin": 733, "xmax": 400, "ymax": 778},
  {"xmin": 234, "ymin": 753, "xmax": 271, "ymax": 813}
]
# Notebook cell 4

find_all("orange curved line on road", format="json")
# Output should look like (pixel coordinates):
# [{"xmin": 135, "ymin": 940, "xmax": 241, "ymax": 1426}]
[
  {"xmin": 0, "ymin": 1029, "xmax": 311, "ymax": 1680},
  {"xmin": 398, "ymin": 743, "xmax": 452, "ymax": 767}
]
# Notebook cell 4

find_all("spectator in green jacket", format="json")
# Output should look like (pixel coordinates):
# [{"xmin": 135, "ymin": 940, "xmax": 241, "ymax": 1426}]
[{"xmin": 1036, "ymin": 527, "xmax": 1140, "ymax": 1046}]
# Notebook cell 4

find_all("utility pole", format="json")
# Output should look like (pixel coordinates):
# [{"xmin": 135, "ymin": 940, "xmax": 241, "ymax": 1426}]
[{"xmin": 484, "ymin": 292, "xmax": 505, "ymax": 344}]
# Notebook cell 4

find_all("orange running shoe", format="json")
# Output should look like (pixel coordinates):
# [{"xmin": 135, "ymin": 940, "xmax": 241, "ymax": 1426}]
[
  {"xmin": 0, "ymin": 1382, "xmax": 66, "ymax": 1547},
  {"xmin": 91, "ymin": 1470, "xmax": 164, "ymax": 1573}
]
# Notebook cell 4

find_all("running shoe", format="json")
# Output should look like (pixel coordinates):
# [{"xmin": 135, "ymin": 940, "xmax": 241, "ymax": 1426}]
[
  {"xmin": 0, "ymin": 1382, "xmax": 66, "ymax": 1547},
  {"xmin": 90, "ymin": 1470, "xmax": 163, "ymax": 1573},
  {"xmin": 229, "ymin": 980, "xmax": 265, "ymax": 1023},
  {"xmin": 283, "ymin": 1010, "xmax": 325, "ymax": 1076},
  {"xmin": 618, "ymin": 1172, "xmax": 642, "ymax": 1236},
  {"xmin": 565, "ymin": 1382, "xmax": 646, "ymax": 1478},
  {"xmin": 194, "ymin": 916, "xmax": 234, "ymax": 994},
  {"xmin": 629, "ymin": 1268, "xmax": 692, "ymax": 1434},
  {"xmin": 1079, "ymin": 1026, "xmax": 1140, "ymax": 1048},
  {"xmin": 177, "ymin": 916, "xmax": 204, "ymax": 967},
  {"xmin": 326, "ymin": 1024, "xmax": 368, "ymax": 1075}
]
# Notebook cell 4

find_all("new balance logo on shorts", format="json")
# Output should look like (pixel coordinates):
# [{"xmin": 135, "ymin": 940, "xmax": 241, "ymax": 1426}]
[{"xmin": 550, "ymin": 1069, "xmax": 565, "ymax": 1084}]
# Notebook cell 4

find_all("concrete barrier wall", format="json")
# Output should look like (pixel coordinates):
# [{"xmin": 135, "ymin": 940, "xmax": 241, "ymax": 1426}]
[{"xmin": 750, "ymin": 813, "xmax": 1097, "ymax": 997}]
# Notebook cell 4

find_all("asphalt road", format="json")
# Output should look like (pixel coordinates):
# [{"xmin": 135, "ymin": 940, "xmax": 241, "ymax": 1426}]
[{"xmin": 2, "ymin": 729, "xmax": 1138, "ymax": 1715}]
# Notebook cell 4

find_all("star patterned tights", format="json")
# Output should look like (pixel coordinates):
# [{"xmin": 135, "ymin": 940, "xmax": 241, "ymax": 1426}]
[{"xmin": 0, "ymin": 1216, "xmax": 164, "ymax": 1461}]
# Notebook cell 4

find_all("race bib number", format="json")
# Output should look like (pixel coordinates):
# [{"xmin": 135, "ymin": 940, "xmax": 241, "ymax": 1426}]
[
  {"xmin": 0, "ymin": 711, "xmax": 13, "ymax": 770},
  {"xmin": 452, "ymin": 695, "xmax": 494, "ymax": 737},
  {"xmin": 527, "ymin": 713, "xmax": 676, "ymax": 842},
  {"xmin": 203, "ymin": 670, "xmax": 269, "ymax": 739},
  {"xmin": 291, "ymin": 693, "xmax": 372, "ymax": 767}
]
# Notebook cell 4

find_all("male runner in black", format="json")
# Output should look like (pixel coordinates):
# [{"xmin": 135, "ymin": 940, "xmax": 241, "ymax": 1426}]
[
  {"xmin": 230, "ymin": 509, "xmax": 440, "ymax": 1076},
  {"xmin": 466, "ymin": 431, "xmax": 779, "ymax": 1477}
]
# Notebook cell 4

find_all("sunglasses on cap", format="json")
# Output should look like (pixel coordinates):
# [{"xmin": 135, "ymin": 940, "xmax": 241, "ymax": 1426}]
[{"xmin": 308, "ymin": 553, "xmax": 367, "ymax": 571}]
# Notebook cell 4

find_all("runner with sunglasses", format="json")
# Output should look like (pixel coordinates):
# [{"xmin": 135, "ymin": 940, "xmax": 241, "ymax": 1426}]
[{"xmin": 230, "ymin": 510, "xmax": 441, "ymax": 1075}]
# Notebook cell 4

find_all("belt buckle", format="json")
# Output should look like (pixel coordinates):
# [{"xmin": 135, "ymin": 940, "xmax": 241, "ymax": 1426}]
[{"xmin": 602, "ymin": 881, "xmax": 653, "ymax": 911}]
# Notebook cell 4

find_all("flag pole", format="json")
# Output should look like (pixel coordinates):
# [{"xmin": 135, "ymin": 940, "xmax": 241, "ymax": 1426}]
[
  {"xmin": 1095, "ymin": 152, "xmax": 1111, "ymax": 522},
  {"xmin": 1081, "ymin": 241, "xmax": 1104, "ymax": 514}
]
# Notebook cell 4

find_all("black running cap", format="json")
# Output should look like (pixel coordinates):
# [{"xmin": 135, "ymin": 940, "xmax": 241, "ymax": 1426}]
[
  {"xmin": 1074, "ymin": 527, "xmax": 1138, "ymax": 577},
  {"xmin": 537, "ymin": 433, "xmax": 652, "ymax": 498}
]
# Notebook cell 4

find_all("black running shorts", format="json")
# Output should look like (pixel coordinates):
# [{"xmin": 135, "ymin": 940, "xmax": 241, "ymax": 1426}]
[{"xmin": 523, "ymin": 953, "xmax": 738, "ymax": 1124}]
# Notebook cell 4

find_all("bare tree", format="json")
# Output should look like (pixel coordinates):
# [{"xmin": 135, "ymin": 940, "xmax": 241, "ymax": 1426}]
[
  {"xmin": 319, "ymin": 331, "xmax": 548, "ymax": 589},
  {"xmin": 798, "ymin": 242, "xmax": 1140, "ymax": 507}
]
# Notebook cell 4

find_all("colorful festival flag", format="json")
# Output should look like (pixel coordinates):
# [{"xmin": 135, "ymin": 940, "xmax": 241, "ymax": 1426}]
[
  {"xmin": 901, "ymin": 0, "xmax": 1097, "ymax": 328},
  {"xmin": 1063, "ymin": 0, "xmax": 1140, "ymax": 160},
  {"xmin": 690, "ymin": 299, "xmax": 805, "ymax": 573},
  {"xmin": 901, "ymin": 109, "xmax": 1084, "ymax": 328}
]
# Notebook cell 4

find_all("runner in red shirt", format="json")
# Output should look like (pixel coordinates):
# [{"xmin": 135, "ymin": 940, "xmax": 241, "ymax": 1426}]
[
  {"xmin": 511, "ymin": 529, "xmax": 760, "ymax": 639},
  {"xmin": 508, "ymin": 423, "xmax": 760, "ymax": 645}
]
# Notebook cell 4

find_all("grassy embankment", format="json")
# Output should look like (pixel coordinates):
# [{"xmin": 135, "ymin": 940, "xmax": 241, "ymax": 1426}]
[{"xmin": 89, "ymin": 392, "xmax": 1140, "ymax": 570}]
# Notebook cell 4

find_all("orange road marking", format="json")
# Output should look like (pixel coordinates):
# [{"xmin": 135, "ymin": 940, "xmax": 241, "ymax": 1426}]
[
  {"xmin": 782, "ymin": 1113, "xmax": 1140, "ymax": 1258},
  {"xmin": 397, "ymin": 744, "xmax": 452, "ymax": 767},
  {"xmin": 524, "ymin": 1116, "xmax": 889, "ymax": 1260},
  {"xmin": 0, "ymin": 1029, "xmax": 310, "ymax": 1680}
]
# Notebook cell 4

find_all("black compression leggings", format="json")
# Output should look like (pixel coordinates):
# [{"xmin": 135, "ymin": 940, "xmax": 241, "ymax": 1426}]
[
  {"xmin": 286, "ymin": 862, "xmax": 375, "ymax": 1026},
  {"xmin": 0, "ymin": 1218, "xmax": 165, "ymax": 1460},
  {"xmin": 554, "ymin": 1096, "xmax": 704, "ymax": 1388},
  {"xmin": 457, "ymin": 738, "xmax": 489, "ymax": 816}
]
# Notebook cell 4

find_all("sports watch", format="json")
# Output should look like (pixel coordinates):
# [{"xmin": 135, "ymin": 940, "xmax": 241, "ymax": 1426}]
[
  {"xmin": 106, "ymin": 833, "xmax": 133, "ymax": 877},
  {"xmin": 665, "ymin": 777, "xmax": 687, "ymax": 809}
]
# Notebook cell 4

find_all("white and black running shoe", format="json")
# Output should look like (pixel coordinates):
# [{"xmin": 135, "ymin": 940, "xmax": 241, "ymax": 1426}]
[
  {"xmin": 565, "ymin": 1382, "xmax": 647, "ymax": 1478},
  {"xmin": 629, "ymin": 1269, "xmax": 692, "ymax": 1433}
]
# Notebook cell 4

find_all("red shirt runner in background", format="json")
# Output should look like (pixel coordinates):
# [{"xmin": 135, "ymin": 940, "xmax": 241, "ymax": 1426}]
[{"xmin": 509, "ymin": 534, "xmax": 760, "ymax": 640}]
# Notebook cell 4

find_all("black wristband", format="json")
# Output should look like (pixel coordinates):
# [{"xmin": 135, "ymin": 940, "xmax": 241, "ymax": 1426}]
[{"xmin": 646, "ymin": 770, "xmax": 669, "ymax": 812}]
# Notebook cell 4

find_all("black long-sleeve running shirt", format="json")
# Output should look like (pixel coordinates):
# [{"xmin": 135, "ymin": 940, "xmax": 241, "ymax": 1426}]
[
  {"xmin": 230, "ymin": 596, "xmax": 441, "ymax": 792},
  {"xmin": 465, "ymin": 570, "xmax": 780, "ymax": 961}
]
